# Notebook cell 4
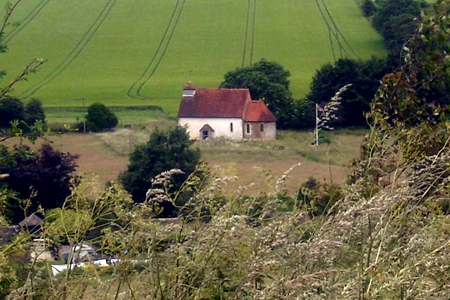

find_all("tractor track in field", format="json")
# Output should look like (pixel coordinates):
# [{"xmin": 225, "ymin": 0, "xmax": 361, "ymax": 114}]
[
  {"xmin": 127, "ymin": 0, "xmax": 181, "ymax": 99},
  {"xmin": 242, "ymin": 0, "xmax": 251, "ymax": 67},
  {"xmin": 315, "ymin": 0, "xmax": 360, "ymax": 61},
  {"xmin": 328, "ymin": 24, "xmax": 337, "ymax": 61},
  {"xmin": 134, "ymin": 0, "xmax": 187, "ymax": 99},
  {"xmin": 3, "ymin": 0, "xmax": 51, "ymax": 45},
  {"xmin": 315, "ymin": 0, "xmax": 346, "ymax": 60},
  {"xmin": 242, "ymin": 0, "xmax": 257, "ymax": 67},
  {"xmin": 320, "ymin": 0, "xmax": 359, "ymax": 59},
  {"xmin": 21, "ymin": 0, "xmax": 118, "ymax": 99},
  {"xmin": 250, "ymin": 0, "xmax": 257, "ymax": 65}
]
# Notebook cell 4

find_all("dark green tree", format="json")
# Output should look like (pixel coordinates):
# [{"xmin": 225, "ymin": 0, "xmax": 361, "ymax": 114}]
[
  {"xmin": 25, "ymin": 98, "xmax": 46, "ymax": 125},
  {"xmin": 0, "ymin": 144, "xmax": 78, "ymax": 223},
  {"xmin": 220, "ymin": 59, "xmax": 295, "ymax": 128},
  {"xmin": 361, "ymin": 0, "xmax": 377, "ymax": 17},
  {"xmin": 85, "ymin": 103, "xmax": 118, "ymax": 132},
  {"xmin": 291, "ymin": 99, "xmax": 315, "ymax": 129},
  {"xmin": 372, "ymin": 0, "xmax": 425, "ymax": 54},
  {"xmin": 119, "ymin": 127, "xmax": 201, "ymax": 204},
  {"xmin": 308, "ymin": 59, "xmax": 359, "ymax": 106}
]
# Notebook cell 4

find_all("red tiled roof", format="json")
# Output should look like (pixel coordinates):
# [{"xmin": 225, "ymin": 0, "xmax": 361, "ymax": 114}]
[
  {"xmin": 244, "ymin": 101, "xmax": 277, "ymax": 122},
  {"xmin": 178, "ymin": 88, "xmax": 251, "ymax": 118}
]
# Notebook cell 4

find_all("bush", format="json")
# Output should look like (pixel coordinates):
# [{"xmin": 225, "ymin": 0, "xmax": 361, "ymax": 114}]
[
  {"xmin": 296, "ymin": 177, "xmax": 342, "ymax": 216},
  {"xmin": 319, "ymin": 131, "xmax": 332, "ymax": 144},
  {"xmin": 85, "ymin": 103, "xmax": 118, "ymax": 132},
  {"xmin": 0, "ymin": 97, "xmax": 46, "ymax": 133},
  {"xmin": 0, "ymin": 97, "xmax": 25, "ymax": 129},
  {"xmin": 25, "ymin": 98, "xmax": 46, "ymax": 126}
]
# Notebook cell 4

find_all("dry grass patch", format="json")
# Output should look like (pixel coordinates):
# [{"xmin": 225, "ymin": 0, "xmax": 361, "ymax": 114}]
[
  {"xmin": 2, "ymin": 128, "xmax": 364, "ymax": 193},
  {"xmin": 3, "ymin": 134, "xmax": 129, "ymax": 186}
]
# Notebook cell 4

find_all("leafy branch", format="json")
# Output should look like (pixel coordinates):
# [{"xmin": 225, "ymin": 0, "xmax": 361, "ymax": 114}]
[
  {"xmin": 0, "ymin": 58, "xmax": 46, "ymax": 100},
  {"xmin": 0, "ymin": 0, "xmax": 22, "ymax": 52}
]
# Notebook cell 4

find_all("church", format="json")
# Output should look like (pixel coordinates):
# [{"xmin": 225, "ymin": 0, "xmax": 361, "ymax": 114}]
[{"xmin": 177, "ymin": 82, "xmax": 277, "ymax": 140}]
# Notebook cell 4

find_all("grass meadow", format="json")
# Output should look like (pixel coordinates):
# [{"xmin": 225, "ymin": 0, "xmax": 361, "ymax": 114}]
[{"xmin": 1, "ymin": 0, "xmax": 386, "ymax": 116}]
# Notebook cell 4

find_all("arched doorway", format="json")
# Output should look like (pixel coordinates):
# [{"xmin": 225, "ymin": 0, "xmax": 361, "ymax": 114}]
[{"xmin": 199, "ymin": 124, "xmax": 215, "ymax": 140}]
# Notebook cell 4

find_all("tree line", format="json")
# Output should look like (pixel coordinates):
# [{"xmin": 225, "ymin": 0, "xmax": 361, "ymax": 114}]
[{"xmin": 362, "ymin": 0, "xmax": 426, "ymax": 54}]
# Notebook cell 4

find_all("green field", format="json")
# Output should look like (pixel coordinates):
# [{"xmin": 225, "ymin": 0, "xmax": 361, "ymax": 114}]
[{"xmin": 1, "ymin": 0, "xmax": 386, "ymax": 116}]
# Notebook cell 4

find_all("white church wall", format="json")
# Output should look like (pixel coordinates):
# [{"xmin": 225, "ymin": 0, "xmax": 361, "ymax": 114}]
[{"xmin": 178, "ymin": 118, "xmax": 243, "ymax": 140}]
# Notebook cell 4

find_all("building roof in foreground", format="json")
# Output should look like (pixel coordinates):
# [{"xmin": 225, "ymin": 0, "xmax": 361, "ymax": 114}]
[{"xmin": 19, "ymin": 213, "xmax": 43, "ymax": 228}]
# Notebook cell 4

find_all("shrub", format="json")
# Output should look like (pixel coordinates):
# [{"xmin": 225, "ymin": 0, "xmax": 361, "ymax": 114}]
[
  {"xmin": 25, "ymin": 98, "xmax": 45, "ymax": 126},
  {"xmin": 296, "ymin": 177, "xmax": 342, "ymax": 216},
  {"xmin": 0, "ymin": 97, "xmax": 25, "ymax": 129},
  {"xmin": 318, "ymin": 131, "xmax": 332, "ymax": 144},
  {"xmin": 85, "ymin": 103, "xmax": 118, "ymax": 132}
]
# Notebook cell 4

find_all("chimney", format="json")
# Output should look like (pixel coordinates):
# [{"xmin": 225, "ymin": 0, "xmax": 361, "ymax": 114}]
[{"xmin": 183, "ymin": 81, "xmax": 196, "ymax": 97}]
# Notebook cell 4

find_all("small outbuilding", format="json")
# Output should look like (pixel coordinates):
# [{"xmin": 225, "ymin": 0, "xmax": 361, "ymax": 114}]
[{"xmin": 177, "ymin": 82, "xmax": 277, "ymax": 140}]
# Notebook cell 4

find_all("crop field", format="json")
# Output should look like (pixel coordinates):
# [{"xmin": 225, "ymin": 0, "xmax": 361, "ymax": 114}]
[
  {"xmin": 0, "ymin": 0, "xmax": 386, "ymax": 116},
  {"xmin": 44, "ymin": 106, "xmax": 169, "ymax": 127}
]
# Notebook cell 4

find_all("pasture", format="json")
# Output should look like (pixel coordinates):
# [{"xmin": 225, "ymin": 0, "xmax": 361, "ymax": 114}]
[
  {"xmin": 6, "ymin": 127, "xmax": 365, "ymax": 195},
  {"xmin": 1, "ymin": 0, "xmax": 386, "ymax": 116}
]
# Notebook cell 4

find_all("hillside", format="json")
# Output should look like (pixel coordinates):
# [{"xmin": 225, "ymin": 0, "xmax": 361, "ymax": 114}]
[{"xmin": 0, "ymin": 0, "xmax": 386, "ymax": 115}]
